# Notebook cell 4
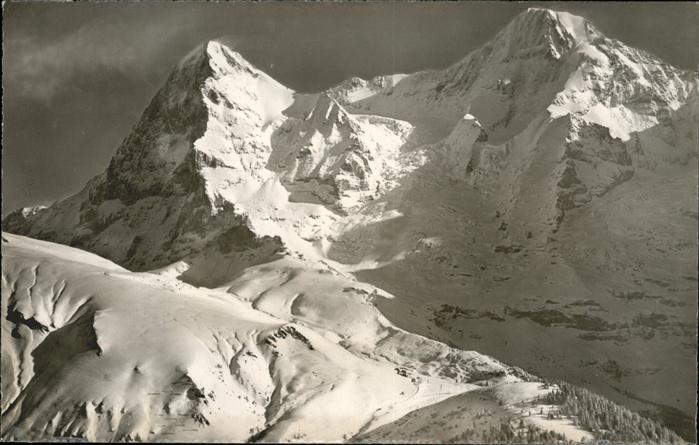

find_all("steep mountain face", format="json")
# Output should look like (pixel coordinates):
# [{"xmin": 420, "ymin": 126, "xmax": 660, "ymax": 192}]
[
  {"xmin": 269, "ymin": 94, "xmax": 421, "ymax": 212},
  {"xmin": 4, "ymin": 41, "xmax": 425, "ymax": 283},
  {"xmin": 5, "ymin": 42, "xmax": 308, "ymax": 286},
  {"xmin": 3, "ymin": 7, "xmax": 697, "ymax": 442}
]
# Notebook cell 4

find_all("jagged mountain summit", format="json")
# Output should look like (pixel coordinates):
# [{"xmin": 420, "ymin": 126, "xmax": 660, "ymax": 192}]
[
  {"xmin": 6, "ymin": 9, "xmax": 695, "ymax": 270},
  {"xmin": 3, "ymin": 7, "xmax": 697, "ymax": 442}
]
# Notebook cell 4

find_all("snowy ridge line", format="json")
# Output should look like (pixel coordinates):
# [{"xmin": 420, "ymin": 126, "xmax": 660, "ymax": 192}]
[{"xmin": 0, "ymin": 232, "xmax": 605, "ymax": 442}]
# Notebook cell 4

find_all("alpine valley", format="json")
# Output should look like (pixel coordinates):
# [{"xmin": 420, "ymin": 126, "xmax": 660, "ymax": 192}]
[{"xmin": 2, "ymin": 8, "xmax": 697, "ymax": 443}]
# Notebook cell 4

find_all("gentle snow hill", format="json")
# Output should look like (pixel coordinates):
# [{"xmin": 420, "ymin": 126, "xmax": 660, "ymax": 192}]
[{"xmin": 1, "ymin": 233, "xmax": 608, "ymax": 442}]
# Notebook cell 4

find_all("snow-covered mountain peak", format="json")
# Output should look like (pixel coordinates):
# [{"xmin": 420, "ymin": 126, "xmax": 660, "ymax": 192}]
[
  {"xmin": 175, "ymin": 40, "xmax": 258, "ymax": 78},
  {"xmin": 205, "ymin": 40, "xmax": 255, "ymax": 73},
  {"xmin": 341, "ymin": 10, "xmax": 605, "ymax": 141},
  {"xmin": 86, "ymin": 40, "xmax": 292, "ymax": 206},
  {"xmin": 4, "ymin": 13, "xmax": 697, "ymax": 282},
  {"xmin": 519, "ymin": 8, "xmax": 600, "ymax": 42},
  {"xmin": 493, "ymin": 8, "xmax": 596, "ymax": 61},
  {"xmin": 199, "ymin": 41, "xmax": 293, "ymax": 125}
]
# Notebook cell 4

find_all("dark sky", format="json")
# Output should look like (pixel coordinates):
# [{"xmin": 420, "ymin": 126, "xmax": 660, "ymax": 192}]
[{"xmin": 3, "ymin": 2, "xmax": 698, "ymax": 215}]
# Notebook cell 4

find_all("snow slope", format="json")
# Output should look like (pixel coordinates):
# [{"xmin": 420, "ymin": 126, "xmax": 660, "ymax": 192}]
[{"xmin": 2, "ymin": 233, "xmax": 599, "ymax": 442}]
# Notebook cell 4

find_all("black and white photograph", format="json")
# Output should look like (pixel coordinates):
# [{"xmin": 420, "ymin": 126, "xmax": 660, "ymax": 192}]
[{"xmin": 1, "ymin": 2, "xmax": 697, "ymax": 443}]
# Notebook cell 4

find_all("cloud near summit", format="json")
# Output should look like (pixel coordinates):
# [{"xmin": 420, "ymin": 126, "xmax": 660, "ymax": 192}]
[{"xmin": 5, "ymin": 18, "xmax": 183, "ymax": 102}]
